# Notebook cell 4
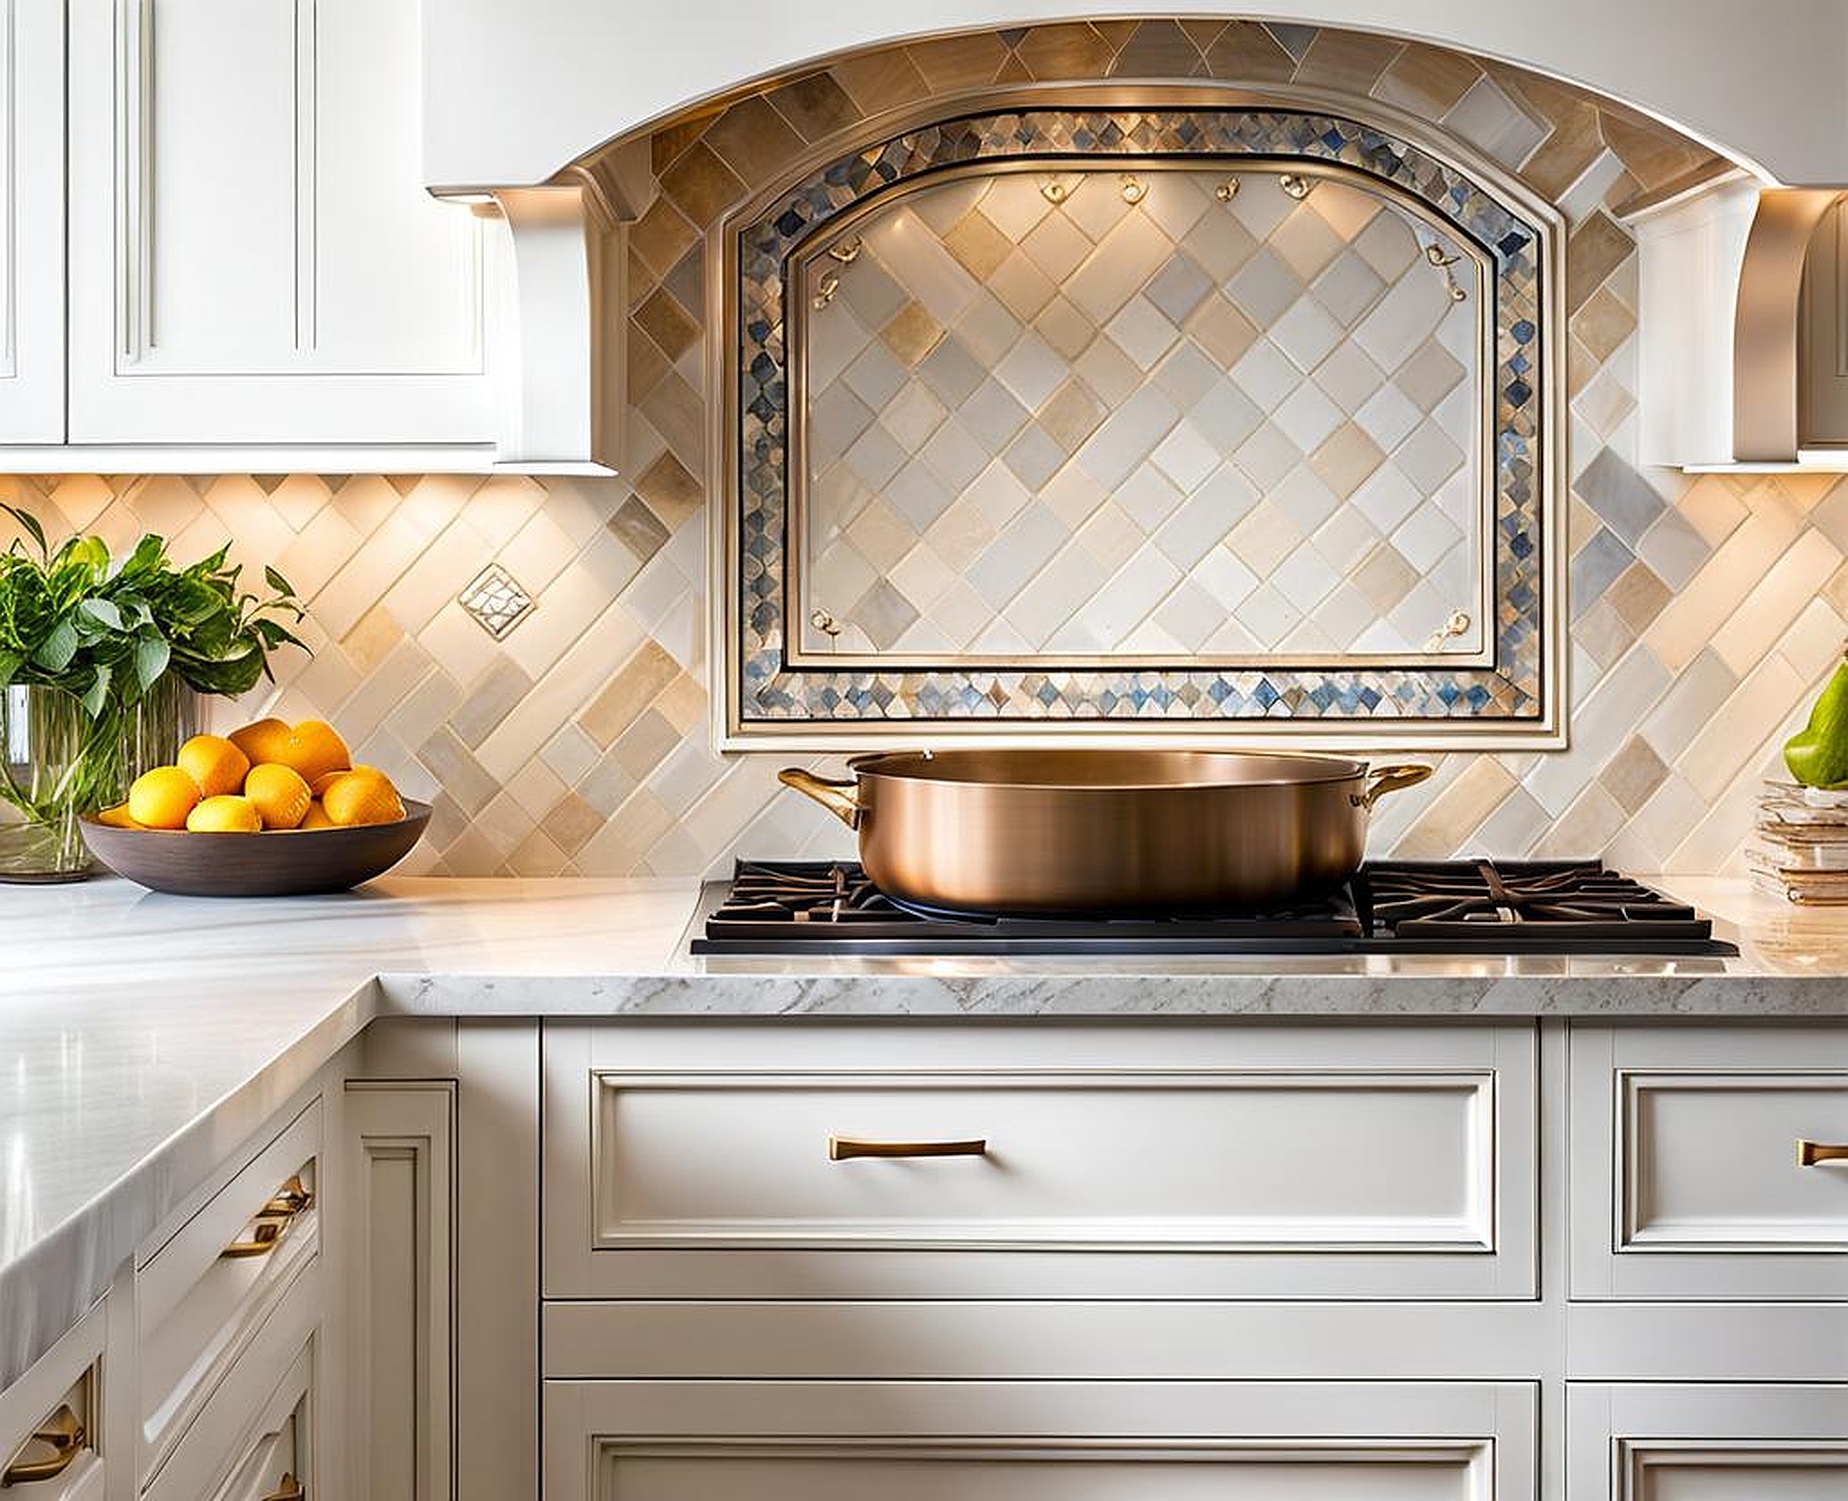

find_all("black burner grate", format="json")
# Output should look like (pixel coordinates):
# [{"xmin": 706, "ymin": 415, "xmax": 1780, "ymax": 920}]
[
  {"xmin": 1360, "ymin": 859, "xmax": 1710, "ymax": 940},
  {"xmin": 693, "ymin": 858, "xmax": 1735, "ymax": 957}
]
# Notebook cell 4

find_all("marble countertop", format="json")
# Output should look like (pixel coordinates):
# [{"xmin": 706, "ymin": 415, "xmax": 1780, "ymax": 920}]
[{"xmin": 4, "ymin": 869, "xmax": 1848, "ymax": 1387}]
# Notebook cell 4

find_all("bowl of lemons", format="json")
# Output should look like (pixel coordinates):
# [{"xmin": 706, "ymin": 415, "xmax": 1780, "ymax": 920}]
[{"xmin": 80, "ymin": 719, "xmax": 431, "ymax": 896}]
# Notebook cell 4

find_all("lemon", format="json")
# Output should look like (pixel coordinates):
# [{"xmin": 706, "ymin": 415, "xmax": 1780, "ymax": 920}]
[
  {"xmin": 321, "ymin": 767, "xmax": 405, "ymax": 827},
  {"xmin": 299, "ymin": 800, "xmax": 336, "ymax": 830},
  {"xmin": 309, "ymin": 763, "xmax": 376, "ymax": 797},
  {"xmin": 95, "ymin": 803, "xmax": 143, "ymax": 829},
  {"xmin": 177, "ymin": 734, "xmax": 251, "ymax": 798},
  {"xmin": 228, "ymin": 718, "xmax": 350, "ymax": 785},
  {"xmin": 128, "ymin": 766, "xmax": 201, "ymax": 830},
  {"xmin": 229, "ymin": 717, "xmax": 291, "ymax": 766},
  {"xmin": 244, "ymin": 763, "xmax": 313, "ymax": 830},
  {"xmin": 186, "ymin": 795, "xmax": 263, "ymax": 833}
]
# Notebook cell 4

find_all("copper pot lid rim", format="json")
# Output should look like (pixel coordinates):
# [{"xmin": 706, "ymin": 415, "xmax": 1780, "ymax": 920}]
[{"xmin": 844, "ymin": 748, "xmax": 1374, "ymax": 792}]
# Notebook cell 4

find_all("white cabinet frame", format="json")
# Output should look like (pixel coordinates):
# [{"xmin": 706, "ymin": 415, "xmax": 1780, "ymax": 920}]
[
  {"xmin": 1567, "ymin": 1384, "xmax": 1848, "ymax": 1501},
  {"xmin": 546, "ymin": 1379, "xmax": 1538, "ymax": 1501}
]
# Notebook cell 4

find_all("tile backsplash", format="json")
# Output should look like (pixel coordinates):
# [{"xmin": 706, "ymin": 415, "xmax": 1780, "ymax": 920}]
[{"xmin": 6, "ymin": 20, "xmax": 1846, "ymax": 877}]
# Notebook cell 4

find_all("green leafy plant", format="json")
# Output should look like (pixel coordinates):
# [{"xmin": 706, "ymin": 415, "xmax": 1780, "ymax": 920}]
[{"xmin": 0, "ymin": 504, "xmax": 307, "ymax": 824}]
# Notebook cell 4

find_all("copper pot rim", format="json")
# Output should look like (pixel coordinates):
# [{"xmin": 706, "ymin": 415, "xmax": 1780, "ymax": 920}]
[{"xmin": 844, "ymin": 747, "xmax": 1374, "ymax": 793}]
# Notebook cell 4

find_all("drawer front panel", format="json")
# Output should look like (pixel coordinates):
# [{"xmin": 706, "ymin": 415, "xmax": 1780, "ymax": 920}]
[
  {"xmin": 1567, "ymin": 1384, "xmax": 1848, "ymax": 1501},
  {"xmin": 1572, "ymin": 1024, "xmax": 1848, "ymax": 1299},
  {"xmin": 143, "ymin": 1255, "xmax": 318, "ymax": 1501},
  {"xmin": 546, "ymin": 1380, "xmax": 1535, "ymax": 1501},
  {"xmin": 1625, "ymin": 1074, "xmax": 1848, "ymax": 1248},
  {"xmin": 592, "ymin": 1072, "xmax": 1492, "ymax": 1251},
  {"xmin": 545, "ymin": 1023, "xmax": 1537, "ymax": 1300},
  {"xmin": 0, "ymin": 1303, "xmax": 105, "ymax": 1501},
  {"xmin": 138, "ymin": 1100, "xmax": 320, "ymax": 1476}
]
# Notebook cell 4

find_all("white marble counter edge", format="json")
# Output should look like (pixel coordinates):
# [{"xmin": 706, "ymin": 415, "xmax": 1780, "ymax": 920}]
[{"xmin": 1, "ymin": 976, "xmax": 381, "ymax": 1392}]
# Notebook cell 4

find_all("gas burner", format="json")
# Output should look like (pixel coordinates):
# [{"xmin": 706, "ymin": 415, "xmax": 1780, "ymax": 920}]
[
  {"xmin": 693, "ymin": 859, "xmax": 1736, "ymax": 958},
  {"xmin": 1362, "ymin": 860, "xmax": 1712, "ymax": 941}
]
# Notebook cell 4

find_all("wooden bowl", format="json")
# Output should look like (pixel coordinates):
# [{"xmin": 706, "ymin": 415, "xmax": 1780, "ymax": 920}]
[{"xmin": 79, "ymin": 799, "xmax": 432, "ymax": 896}]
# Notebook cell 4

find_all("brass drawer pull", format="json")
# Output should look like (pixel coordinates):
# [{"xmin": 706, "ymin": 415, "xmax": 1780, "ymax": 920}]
[
  {"xmin": 829, "ymin": 1135, "xmax": 987, "ymax": 1161},
  {"xmin": 1797, "ymin": 1139, "xmax": 1848, "ymax": 1167},
  {"xmin": 221, "ymin": 1175, "xmax": 314, "ymax": 1260},
  {"xmin": 3, "ymin": 1405, "xmax": 85, "ymax": 1486},
  {"xmin": 259, "ymin": 1471, "xmax": 304, "ymax": 1501}
]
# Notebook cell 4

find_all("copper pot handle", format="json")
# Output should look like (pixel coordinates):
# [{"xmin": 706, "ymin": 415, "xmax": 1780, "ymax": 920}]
[
  {"xmin": 1354, "ymin": 763, "xmax": 1433, "ymax": 810},
  {"xmin": 779, "ymin": 768, "xmax": 864, "ymax": 830}
]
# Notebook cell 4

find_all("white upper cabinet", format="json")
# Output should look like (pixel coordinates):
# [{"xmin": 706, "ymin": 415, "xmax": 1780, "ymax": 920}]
[
  {"xmin": 66, "ymin": 0, "xmax": 498, "ymax": 449},
  {"xmin": 0, "ymin": 0, "xmax": 67, "ymax": 442}
]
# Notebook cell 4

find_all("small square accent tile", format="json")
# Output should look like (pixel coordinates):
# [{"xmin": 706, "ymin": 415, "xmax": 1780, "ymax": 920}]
[{"xmin": 457, "ymin": 563, "xmax": 537, "ymax": 640}]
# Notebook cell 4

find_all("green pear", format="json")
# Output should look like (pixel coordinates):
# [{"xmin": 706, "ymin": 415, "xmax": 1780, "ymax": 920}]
[{"xmin": 1784, "ymin": 659, "xmax": 1848, "ymax": 788}]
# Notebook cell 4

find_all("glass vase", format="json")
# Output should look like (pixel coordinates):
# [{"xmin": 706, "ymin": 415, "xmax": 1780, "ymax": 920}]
[{"xmin": 0, "ymin": 677, "xmax": 199, "ymax": 881}]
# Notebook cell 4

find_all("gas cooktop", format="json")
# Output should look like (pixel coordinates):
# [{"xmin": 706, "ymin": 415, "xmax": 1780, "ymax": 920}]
[{"xmin": 691, "ymin": 858, "xmax": 1738, "ymax": 957}]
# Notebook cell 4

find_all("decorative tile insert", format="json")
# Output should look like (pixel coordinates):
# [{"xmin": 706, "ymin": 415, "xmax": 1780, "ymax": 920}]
[
  {"xmin": 797, "ymin": 165, "xmax": 1487, "ymax": 663},
  {"xmin": 457, "ymin": 563, "xmax": 537, "ymax": 639},
  {"xmin": 735, "ymin": 104, "xmax": 1550, "ymax": 733}
]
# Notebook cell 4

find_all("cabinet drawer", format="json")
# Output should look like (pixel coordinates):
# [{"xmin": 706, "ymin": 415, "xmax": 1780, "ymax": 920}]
[
  {"xmin": 138, "ymin": 1101, "xmax": 320, "ymax": 1478},
  {"xmin": 0, "ymin": 1303, "xmax": 105, "ymax": 1501},
  {"xmin": 1567, "ymin": 1383, "xmax": 1848, "ymax": 1501},
  {"xmin": 1571, "ymin": 1024, "xmax": 1848, "ymax": 1298},
  {"xmin": 544, "ymin": 1378, "xmax": 1536, "ymax": 1501},
  {"xmin": 144, "ymin": 1253, "xmax": 318, "ymax": 1501},
  {"xmin": 544, "ymin": 1023, "xmax": 1537, "ymax": 1299}
]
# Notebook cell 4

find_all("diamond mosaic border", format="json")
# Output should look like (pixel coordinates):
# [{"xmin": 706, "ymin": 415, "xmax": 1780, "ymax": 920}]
[{"xmin": 731, "ymin": 105, "xmax": 1554, "ymax": 734}]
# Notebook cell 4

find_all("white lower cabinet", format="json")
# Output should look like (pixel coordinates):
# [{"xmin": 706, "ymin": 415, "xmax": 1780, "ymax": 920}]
[
  {"xmin": 543, "ymin": 1021, "xmax": 1538, "ymax": 1300},
  {"xmin": 544, "ymin": 1380, "xmax": 1537, "ymax": 1501},
  {"xmin": 329, "ymin": 1080, "xmax": 455, "ymax": 1501},
  {"xmin": 1567, "ymin": 1384, "xmax": 1848, "ymax": 1501},
  {"xmin": 144, "ymin": 1285, "xmax": 318, "ymax": 1501},
  {"xmin": 0, "ymin": 1302, "xmax": 105, "ymax": 1501},
  {"xmin": 136, "ymin": 1101, "xmax": 320, "ymax": 1481},
  {"xmin": 1571, "ymin": 1023, "xmax": 1848, "ymax": 1299}
]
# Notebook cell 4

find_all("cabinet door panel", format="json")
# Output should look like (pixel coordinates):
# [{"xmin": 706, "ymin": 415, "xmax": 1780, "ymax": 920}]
[
  {"xmin": 0, "ymin": 0, "xmax": 64, "ymax": 440},
  {"xmin": 69, "ymin": 0, "xmax": 494, "ymax": 442},
  {"xmin": 1571, "ymin": 1023, "xmax": 1848, "ymax": 1299},
  {"xmin": 544, "ymin": 1021, "xmax": 1537, "ymax": 1300},
  {"xmin": 545, "ymin": 1380, "xmax": 1535, "ymax": 1501}
]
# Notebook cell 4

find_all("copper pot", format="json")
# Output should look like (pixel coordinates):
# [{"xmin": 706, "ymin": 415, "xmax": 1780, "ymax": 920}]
[{"xmin": 779, "ymin": 750, "xmax": 1432, "ymax": 916}]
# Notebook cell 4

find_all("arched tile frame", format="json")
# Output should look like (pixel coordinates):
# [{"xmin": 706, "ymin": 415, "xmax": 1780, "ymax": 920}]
[{"xmin": 722, "ymin": 102, "xmax": 1563, "ymax": 748}]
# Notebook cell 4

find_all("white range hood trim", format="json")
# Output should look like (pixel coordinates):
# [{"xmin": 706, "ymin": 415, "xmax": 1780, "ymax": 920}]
[{"xmin": 1629, "ymin": 172, "xmax": 1847, "ymax": 471}]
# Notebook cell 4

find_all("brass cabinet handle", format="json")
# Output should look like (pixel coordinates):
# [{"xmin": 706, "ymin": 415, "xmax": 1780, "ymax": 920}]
[
  {"xmin": 1353, "ymin": 763, "xmax": 1434, "ymax": 810},
  {"xmin": 3, "ymin": 1405, "xmax": 85, "ymax": 1485},
  {"xmin": 221, "ymin": 1175, "xmax": 314, "ymax": 1260},
  {"xmin": 1797, "ymin": 1139, "xmax": 1848, "ymax": 1167},
  {"xmin": 778, "ymin": 768, "xmax": 864, "ymax": 830},
  {"xmin": 829, "ymin": 1135, "xmax": 987, "ymax": 1161},
  {"xmin": 259, "ymin": 1472, "xmax": 304, "ymax": 1501},
  {"xmin": 261, "ymin": 1176, "xmax": 313, "ymax": 1217}
]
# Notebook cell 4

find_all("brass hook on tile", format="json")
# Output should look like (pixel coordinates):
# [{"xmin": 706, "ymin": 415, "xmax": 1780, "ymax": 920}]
[
  {"xmin": 812, "ymin": 273, "xmax": 840, "ymax": 311},
  {"xmin": 1040, "ymin": 177, "xmax": 1073, "ymax": 205},
  {"xmin": 1119, "ymin": 174, "xmax": 1146, "ymax": 205},
  {"xmin": 810, "ymin": 608, "xmax": 844, "ymax": 648},
  {"xmin": 826, "ymin": 237, "xmax": 863, "ymax": 266},
  {"xmin": 1423, "ymin": 241, "xmax": 1469, "ymax": 302},
  {"xmin": 1278, "ymin": 173, "xmax": 1314, "ymax": 200},
  {"xmin": 1423, "ymin": 610, "xmax": 1473, "ymax": 652},
  {"xmin": 1214, "ymin": 178, "xmax": 1241, "ymax": 202}
]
